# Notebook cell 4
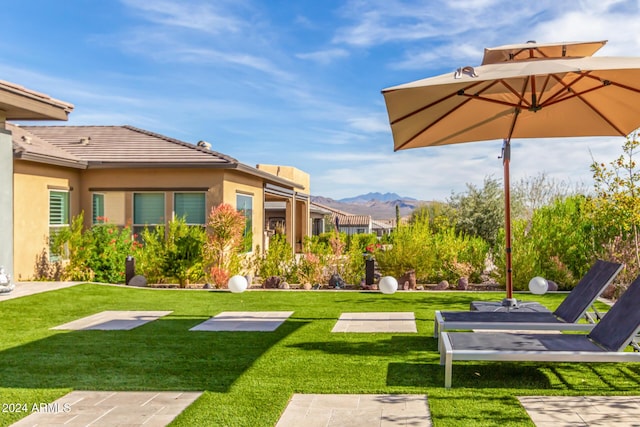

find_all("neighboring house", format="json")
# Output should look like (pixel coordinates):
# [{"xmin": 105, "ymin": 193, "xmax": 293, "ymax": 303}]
[
  {"xmin": 0, "ymin": 80, "xmax": 74, "ymax": 282},
  {"xmin": 309, "ymin": 202, "xmax": 394, "ymax": 237},
  {"xmin": 9, "ymin": 124, "xmax": 310, "ymax": 280},
  {"xmin": 311, "ymin": 202, "xmax": 372, "ymax": 235},
  {"xmin": 371, "ymin": 219, "xmax": 394, "ymax": 237}
]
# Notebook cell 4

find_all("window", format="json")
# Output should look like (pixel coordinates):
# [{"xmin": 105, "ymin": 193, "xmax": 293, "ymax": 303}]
[
  {"xmin": 133, "ymin": 193, "xmax": 165, "ymax": 236},
  {"xmin": 174, "ymin": 192, "xmax": 206, "ymax": 225},
  {"xmin": 92, "ymin": 193, "xmax": 105, "ymax": 224},
  {"xmin": 49, "ymin": 190, "xmax": 70, "ymax": 260},
  {"xmin": 236, "ymin": 194, "xmax": 253, "ymax": 252}
]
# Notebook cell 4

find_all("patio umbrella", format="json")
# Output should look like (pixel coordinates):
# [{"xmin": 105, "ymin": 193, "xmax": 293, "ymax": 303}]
[{"xmin": 381, "ymin": 40, "xmax": 640, "ymax": 305}]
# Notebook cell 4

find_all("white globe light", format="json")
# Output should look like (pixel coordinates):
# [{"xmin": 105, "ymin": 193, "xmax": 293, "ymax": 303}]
[
  {"xmin": 379, "ymin": 276, "xmax": 398, "ymax": 294},
  {"xmin": 228, "ymin": 275, "xmax": 248, "ymax": 293},
  {"xmin": 528, "ymin": 276, "xmax": 548, "ymax": 295}
]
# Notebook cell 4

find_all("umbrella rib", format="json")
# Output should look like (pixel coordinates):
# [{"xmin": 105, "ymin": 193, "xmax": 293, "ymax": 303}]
[
  {"xmin": 395, "ymin": 96, "xmax": 476, "ymax": 150},
  {"xmin": 389, "ymin": 80, "xmax": 486, "ymax": 126}
]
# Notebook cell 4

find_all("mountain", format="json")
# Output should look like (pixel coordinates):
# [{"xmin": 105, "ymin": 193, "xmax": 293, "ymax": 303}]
[
  {"xmin": 311, "ymin": 193, "xmax": 427, "ymax": 220},
  {"xmin": 338, "ymin": 192, "xmax": 416, "ymax": 204}
]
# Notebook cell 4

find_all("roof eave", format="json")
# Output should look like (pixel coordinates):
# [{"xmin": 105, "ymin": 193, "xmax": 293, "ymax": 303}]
[
  {"xmin": 14, "ymin": 152, "xmax": 88, "ymax": 169},
  {"xmin": 235, "ymin": 163, "xmax": 304, "ymax": 190}
]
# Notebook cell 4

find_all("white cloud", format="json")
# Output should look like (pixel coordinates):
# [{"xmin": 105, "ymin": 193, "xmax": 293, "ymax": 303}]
[
  {"xmin": 121, "ymin": 0, "xmax": 246, "ymax": 35},
  {"xmin": 296, "ymin": 48, "xmax": 350, "ymax": 64}
]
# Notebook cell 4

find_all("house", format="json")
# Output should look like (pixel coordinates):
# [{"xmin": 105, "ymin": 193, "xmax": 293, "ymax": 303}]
[
  {"xmin": 9, "ymin": 124, "xmax": 311, "ymax": 280},
  {"xmin": 309, "ymin": 202, "xmax": 394, "ymax": 237},
  {"xmin": 0, "ymin": 80, "xmax": 74, "ymax": 282},
  {"xmin": 266, "ymin": 200, "xmax": 332, "ymax": 240}
]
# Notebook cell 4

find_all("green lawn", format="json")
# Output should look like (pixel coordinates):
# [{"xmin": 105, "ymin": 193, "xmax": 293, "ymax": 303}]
[{"xmin": 1, "ymin": 284, "xmax": 638, "ymax": 426}]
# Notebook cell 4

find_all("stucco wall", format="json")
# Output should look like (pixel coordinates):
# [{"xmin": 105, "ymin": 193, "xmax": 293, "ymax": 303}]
[
  {"xmin": 13, "ymin": 161, "xmax": 81, "ymax": 280},
  {"xmin": 222, "ymin": 170, "xmax": 265, "ymax": 252},
  {"xmin": 256, "ymin": 164, "xmax": 310, "ymax": 193},
  {"xmin": 78, "ymin": 167, "xmax": 266, "ymax": 252},
  {"xmin": 0, "ymin": 130, "xmax": 12, "ymax": 279}
]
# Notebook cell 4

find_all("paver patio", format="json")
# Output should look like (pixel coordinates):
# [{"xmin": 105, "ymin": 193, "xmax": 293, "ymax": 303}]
[
  {"xmin": 518, "ymin": 395, "xmax": 640, "ymax": 426},
  {"xmin": 51, "ymin": 310, "xmax": 173, "ymax": 330},
  {"xmin": 276, "ymin": 394, "xmax": 432, "ymax": 427},
  {"xmin": 10, "ymin": 391, "xmax": 202, "ymax": 427},
  {"xmin": 332, "ymin": 312, "xmax": 417, "ymax": 333},
  {"xmin": 189, "ymin": 311, "xmax": 294, "ymax": 331},
  {"xmin": 0, "ymin": 281, "xmax": 81, "ymax": 300}
]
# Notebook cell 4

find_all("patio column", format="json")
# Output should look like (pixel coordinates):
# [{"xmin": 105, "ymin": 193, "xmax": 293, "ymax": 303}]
[{"xmin": 0, "ymin": 117, "xmax": 14, "ymax": 278}]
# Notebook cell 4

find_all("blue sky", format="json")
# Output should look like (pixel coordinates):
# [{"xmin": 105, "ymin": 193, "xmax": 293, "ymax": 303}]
[{"xmin": 3, "ymin": 0, "xmax": 640, "ymax": 200}]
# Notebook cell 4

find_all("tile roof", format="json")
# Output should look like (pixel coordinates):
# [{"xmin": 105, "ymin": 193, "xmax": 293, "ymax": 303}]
[
  {"xmin": 311, "ymin": 201, "xmax": 371, "ymax": 227},
  {"xmin": 0, "ymin": 80, "xmax": 73, "ymax": 121},
  {"xmin": 15, "ymin": 125, "xmax": 236, "ymax": 167},
  {"xmin": 10, "ymin": 123, "xmax": 304, "ymax": 189},
  {"xmin": 9, "ymin": 123, "xmax": 85, "ymax": 168}
]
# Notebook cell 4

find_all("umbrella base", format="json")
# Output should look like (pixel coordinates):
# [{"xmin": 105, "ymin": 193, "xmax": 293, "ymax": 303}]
[{"xmin": 502, "ymin": 297, "xmax": 518, "ymax": 307}]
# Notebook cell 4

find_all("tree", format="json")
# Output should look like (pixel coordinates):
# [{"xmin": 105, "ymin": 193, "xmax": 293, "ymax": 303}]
[
  {"xmin": 513, "ymin": 172, "xmax": 589, "ymax": 220},
  {"xmin": 448, "ymin": 176, "xmax": 504, "ymax": 247},
  {"xmin": 589, "ymin": 133, "xmax": 640, "ymax": 282},
  {"xmin": 410, "ymin": 201, "xmax": 454, "ymax": 233}
]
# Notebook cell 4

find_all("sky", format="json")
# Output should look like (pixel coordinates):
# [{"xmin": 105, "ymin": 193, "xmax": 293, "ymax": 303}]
[{"xmin": 3, "ymin": 0, "xmax": 640, "ymax": 201}]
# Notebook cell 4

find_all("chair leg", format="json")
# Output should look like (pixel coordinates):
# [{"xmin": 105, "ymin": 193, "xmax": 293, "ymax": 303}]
[{"xmin": 444, "ymin": 351, "xmax": 452, "ymax": 388}]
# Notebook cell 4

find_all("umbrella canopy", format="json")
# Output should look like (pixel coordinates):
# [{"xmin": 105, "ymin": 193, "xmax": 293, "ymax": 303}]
[
  {"xmin": 481, "ymin": 40, "xmax": 607, "ymax": 64},
  {"xmin": 382, "ymin": 42, "xmax": 640, "ymax": 303}
]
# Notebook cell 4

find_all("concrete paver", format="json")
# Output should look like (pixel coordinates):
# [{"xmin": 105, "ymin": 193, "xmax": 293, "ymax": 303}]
[
  {"xmin": 332, "ymin": 312, "xmax": 417, "ymax": 333},
  {"xmin": 0, "ymin": 281, "xmax": 82, "ymax": 301},
  {"xmin": 51, "ymin": 310, "xmax": 173, "ymax": 330},
  {"xmin": 189, "ymin": 311, "xmax": 294, "ymax": 331},
  {"xmin": 276, "ymin": 394, "xmax": 432, "ymax": 427},
  {"xmin": 519, "ymin": 395, "xmax": 640, "ymax": 427},
  {"xmin": 10, "ymin": 391, "xmax": 202, "ymax": 427}
]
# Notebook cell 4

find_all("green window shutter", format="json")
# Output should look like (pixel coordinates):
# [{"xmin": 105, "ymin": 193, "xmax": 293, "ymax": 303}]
[
  {"xmin": 49, "ymin": 191, "xmax": 69, "ymax": 225},
  {"xmin": 175, "ymin": 193, "xmax": 205, "ymax": 225},
  {"xmin": 92, "ymin": 193, "xmax": 105, "ymax": 224},
  {"xmin": 134, "ymin": 193, "xmax": 165, "ymax": 225}
]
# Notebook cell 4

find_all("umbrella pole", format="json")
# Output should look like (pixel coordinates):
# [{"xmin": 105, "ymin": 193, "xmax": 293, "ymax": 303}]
[{"xmin": 502, "ymin": 139, "xmax": 516, "ymax": 306}]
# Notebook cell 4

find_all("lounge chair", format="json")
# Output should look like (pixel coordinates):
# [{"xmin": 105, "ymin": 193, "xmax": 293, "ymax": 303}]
[
  {"xmin": 440, "ymin": 272, "xmax": 640, "ymax": 388},
  {"xmin": 434, "ymin": 260, "xmax": 623, "ymax": 341}
]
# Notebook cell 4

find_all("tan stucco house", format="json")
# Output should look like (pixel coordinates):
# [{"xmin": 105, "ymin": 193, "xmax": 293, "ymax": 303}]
[
  {"xmin": 1, "ymin": 80, "xmax": 74, "ymax": 282},
  {"xmin": 9, "ymin": 123, "xmax": 310, "ymax": 280}
]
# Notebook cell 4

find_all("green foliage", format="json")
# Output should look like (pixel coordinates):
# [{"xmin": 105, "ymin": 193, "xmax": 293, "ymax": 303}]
[
  {"xmin": 448, "ymin": 176, "xmax": 504, "ymax": 247},
  {"xmin": 296, "ymin": 252, "xmax": 326, "ymax": 285},
  {"xmin": 51, "ymin": 212, "xmax": 138, "ymax": 283},
  {"xmin": 50, "ymin": 212, "xmax": 95, "ymax": 281},
  {"xmin": 494, "ymin": 196, "xmax": 595, "ymax": 290},
  {"xmin": 84, "ymin": 223, "xmax": 137, "ymax": 284},
  {"xmin": 375, "ymin": 216, "xmax": 488, "ymax": 283},
  {"xmin": 134, "ymin": 226, "xmax": 167, "ymax": 284},
  {"xmin": 589, "ymin": 133, "xmax": 640, "ymax": 283},
  {"xmin": 257, "ymin": 234, "xmax": 295, "ymax": 280},
  {"xmin": 410, "ymin": 201, "xmax": 455, "ymax": 233},
  {"xmin": 162, "ymin": 217, "xmax": 206, "ymax": 287}
]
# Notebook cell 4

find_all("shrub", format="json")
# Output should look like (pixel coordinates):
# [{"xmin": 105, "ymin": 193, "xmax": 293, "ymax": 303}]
[
  {"xmin": 51, "ymin": 212, "xmax": 137, "ymax": 284},
  {"xmin": 203, "ymin": 204, "xmax": 246, "ymax": 287},
  {"xmin": 257, "ymin": 234, "xmax": 295, "ymax": 281},
  {"xmin": 162, "ymin": 217, "xmax": 206, "ymax": 287}
]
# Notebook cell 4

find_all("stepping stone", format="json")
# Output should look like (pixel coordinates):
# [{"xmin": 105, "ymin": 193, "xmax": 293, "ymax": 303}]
[
  {"xmin": 51, "ymin": 311, "xmax": 172, "ymax": 331},
  {"xmin": 332, "ymin": 312, "xmax": 417, "ymax": 333},
  {"xmin": 276, "ymin": 394, "xmax": 432, "ymax": 427},
  {"xmin": 190, "ymin": 311, "xmax": 294, "ymax": 331},
  {"xmin": 519, "ymin": 395, "xmax": 640, "ymax": 426},
  {"xmin": 10, "ymin": 390, "xmax": 201, "ymax": 427}
]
